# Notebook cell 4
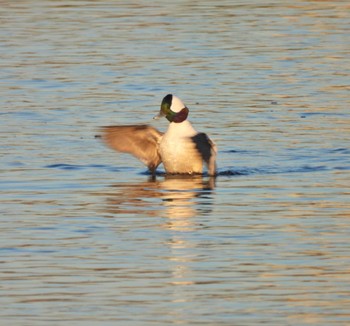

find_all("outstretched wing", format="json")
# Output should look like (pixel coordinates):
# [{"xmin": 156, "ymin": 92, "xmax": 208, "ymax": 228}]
[
  {"xmin": 191, "ymin": 132, "xmax": 217, "ymax": 176},
  {"xmin": 100, "ymin": 125, "xmax": 163, "ymax": 173}
]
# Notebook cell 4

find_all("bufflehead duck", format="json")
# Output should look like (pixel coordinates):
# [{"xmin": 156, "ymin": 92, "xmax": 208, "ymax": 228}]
[{"xmin": 101, "ymin": 94, "xmax": 217, "ymax": 176}]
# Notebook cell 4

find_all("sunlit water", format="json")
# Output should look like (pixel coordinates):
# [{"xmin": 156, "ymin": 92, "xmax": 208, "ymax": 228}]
[{"xmin": 1, "ymin": 1, "xmax": 350, "ymax": 325}]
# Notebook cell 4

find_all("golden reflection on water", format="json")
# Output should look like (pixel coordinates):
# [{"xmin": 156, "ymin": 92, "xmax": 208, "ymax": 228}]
[
  {"xmin": 103, "ymin": 175, "xmax": 218, "ymax": 315},
  {"xmin": 105, "ymin": 175, "xmax": 214, "ymax": 221},
  {"xmin": 1, "ymin": 0, "xmax": 350, "ymax": 324}
]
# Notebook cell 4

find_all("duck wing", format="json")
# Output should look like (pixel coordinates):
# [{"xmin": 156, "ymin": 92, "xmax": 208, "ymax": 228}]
[
  {"xmin": 100, "ymin": 125, "xmax": 163, "ymax": 173},
  {"xmin": 191, "ymin": 133, "xmax": 217, "ymax": 176}
]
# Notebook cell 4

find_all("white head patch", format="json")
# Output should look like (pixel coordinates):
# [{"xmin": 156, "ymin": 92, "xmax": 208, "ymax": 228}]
[{"xmin": 170, "ymin": 95, "xmax": 186, "ymax": 113}]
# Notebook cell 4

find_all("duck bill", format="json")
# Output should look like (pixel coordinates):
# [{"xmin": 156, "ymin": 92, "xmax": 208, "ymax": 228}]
[{"xmin": 153, "ymin": 110, "xmax": 165, "ymax": 120}]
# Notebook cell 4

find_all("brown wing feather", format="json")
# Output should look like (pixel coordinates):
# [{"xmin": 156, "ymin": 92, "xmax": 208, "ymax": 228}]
[
  {"xmin": 100, "ymin": 125, "xmax": 163, "ymax": 172},
  {"xmin": 191, "ymin": 133, "xmax": 217, "ymax": 176}
]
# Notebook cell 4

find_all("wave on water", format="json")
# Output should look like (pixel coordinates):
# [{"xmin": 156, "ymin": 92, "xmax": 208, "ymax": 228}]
[
  {"xmin": 45, "ymin": 163, "xmax": 342, "ymax": 177},
  {"xmin": 45, "ymin": 163, "xmax": 120, "ymax": 172}
]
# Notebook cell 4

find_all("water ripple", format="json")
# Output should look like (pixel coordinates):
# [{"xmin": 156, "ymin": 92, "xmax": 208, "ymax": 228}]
[{"xmin": 1, "ymin": 1, "xmax": 349, "ymax": 325}]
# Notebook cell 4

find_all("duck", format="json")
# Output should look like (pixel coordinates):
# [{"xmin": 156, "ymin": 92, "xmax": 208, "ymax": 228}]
[{"xmin": 100, "ymin": 94, "xmax": 217, "ymax": 176}]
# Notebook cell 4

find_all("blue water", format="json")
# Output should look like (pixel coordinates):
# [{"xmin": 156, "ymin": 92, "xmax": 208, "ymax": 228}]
[{"xmin": 1, "ymin": 1, "xmax": 350, "ymax": 325}]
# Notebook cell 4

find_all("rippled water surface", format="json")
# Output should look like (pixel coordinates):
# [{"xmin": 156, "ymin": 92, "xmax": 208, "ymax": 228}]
[{"xmin": 1, "ymin": 1, "xmax": 350, "ymax": 325}]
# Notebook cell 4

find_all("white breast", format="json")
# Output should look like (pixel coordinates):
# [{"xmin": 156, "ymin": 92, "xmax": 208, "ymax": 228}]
[{"xmin": 159, "ymin": 121, "xmax": 204, "ymax": 174}]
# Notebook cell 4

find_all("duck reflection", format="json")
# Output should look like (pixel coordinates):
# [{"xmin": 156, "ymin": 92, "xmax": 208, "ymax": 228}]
[
  {"xmin": 104, "ymin": 175, "xmax": 215, "ymax": 313},
  {"xmin": 105, "ymin": 175, "xmax": 215, "ymax": 221}
]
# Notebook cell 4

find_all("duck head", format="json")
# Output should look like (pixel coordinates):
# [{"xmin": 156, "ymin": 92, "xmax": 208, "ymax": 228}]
[{"xmin": 154, "ymin": 94, "xmax": 189, "ymax": 123}]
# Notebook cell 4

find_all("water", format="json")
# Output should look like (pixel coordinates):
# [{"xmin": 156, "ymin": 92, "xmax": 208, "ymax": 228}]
[{"xmin": 1, "ymin": 1, "xmax": 350, "ymax": 325}]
